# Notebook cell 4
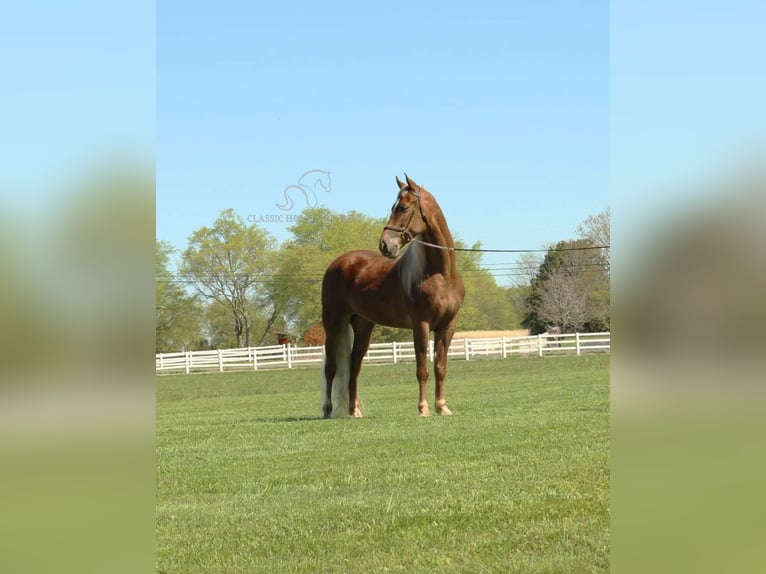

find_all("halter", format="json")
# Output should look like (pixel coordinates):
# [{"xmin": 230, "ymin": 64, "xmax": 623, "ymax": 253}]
[{"xmin": 383, "ymin": 187, "xmax": 429, "ymax": 242}]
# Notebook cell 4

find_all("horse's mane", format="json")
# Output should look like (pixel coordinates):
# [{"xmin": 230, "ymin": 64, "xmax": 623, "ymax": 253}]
[{"xmin": 398, "ymin": 236, "xmax": 427, "ymax": 296}]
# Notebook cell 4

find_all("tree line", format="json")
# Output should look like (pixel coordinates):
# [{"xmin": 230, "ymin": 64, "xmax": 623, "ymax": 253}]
[{"xmin": 156, "ymin": 206, "xmax": 609, "ymax": 352}]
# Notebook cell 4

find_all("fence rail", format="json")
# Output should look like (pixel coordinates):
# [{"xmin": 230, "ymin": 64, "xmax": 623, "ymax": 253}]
[{"xmin": 156, "ymin": 332, "xmax": 610, "ymax": 375}]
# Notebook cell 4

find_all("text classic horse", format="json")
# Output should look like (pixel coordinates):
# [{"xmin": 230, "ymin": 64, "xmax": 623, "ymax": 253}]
[{"xmin": 321, "ymin": 174, "xmax": 465, "ymax": 417}]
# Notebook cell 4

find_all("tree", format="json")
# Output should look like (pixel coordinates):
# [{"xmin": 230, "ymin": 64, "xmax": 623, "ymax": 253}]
[
  {"xmin": 201, "ymin": 299, "xmax": 236, "ymax": 349},
  {"xmin": 522, "ymin": 237, "xmax": 609, "ymax": 334},
  {"xmin": 506, "ymin": 284, "xmax": 532, "ymax": 325},
  {"xmin": 536, "ymin": 252, "xmax": 590, "ymax": 332},
  {"xmin": 156, "ymin": 241, "xmax": 203, "ymax": 352},
  {"xmin": 455, "ymin": 241, "xmax": 522, "ymax": 331},
  {"xmin": 180, "ymin": 209, "xmax": 278, "ymax": 347},
  {"xmin": 522, "ymin": 242, "xmax": 568, "ymax": 334},
  {"xmin": 577, "ymin": 206, "xmax": 610, "ymax": 274},
  {"xmin": 576, "ymin": 207, "xmax": 610, "ymax": 330},
  {"xmin": 520, "ymin": 208, "xmax": 610, "ymax": 334},
  {"xmin": 511, "ymin": 252, "xmax": 543, "ymax": 287},
  {"xmin": 302, "ymin": 323, "xmax": 325, "ymax": 346}
]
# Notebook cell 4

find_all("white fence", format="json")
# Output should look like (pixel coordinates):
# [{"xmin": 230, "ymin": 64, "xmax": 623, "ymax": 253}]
[{"xmin": 156, "ymin": 332, "xmax": 610, "ymax": 375}]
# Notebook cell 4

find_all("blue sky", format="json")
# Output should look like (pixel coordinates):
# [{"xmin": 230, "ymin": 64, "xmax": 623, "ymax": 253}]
[
  {"xmin": 611, "ymin": 0, "xmax": 766, "ymax": 268},
  {"xmin": 5, "ymin": 1, "xmax": 760, "ymax": 287},
  {"xmin": 157, "ymin": 1, "xmax": 609, "ymax": 284},
  {"xmin": 1, "ymin": 2, "xmax": 155, "ymax": 194}
]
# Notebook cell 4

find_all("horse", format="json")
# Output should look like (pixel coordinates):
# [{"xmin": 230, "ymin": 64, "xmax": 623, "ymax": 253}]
[{"xmin": 321, "ymin": 174, "xmax": 465, "ymax": 417}]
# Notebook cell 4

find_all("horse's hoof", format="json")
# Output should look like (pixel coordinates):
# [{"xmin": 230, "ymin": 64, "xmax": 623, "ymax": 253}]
[
  {"xmin": 351, "ymin": 408, "xmax": 363, "ymax": 418},
  {"xmin": 436, "ymin": 404, "xmax": 453, "ymax": 415}
]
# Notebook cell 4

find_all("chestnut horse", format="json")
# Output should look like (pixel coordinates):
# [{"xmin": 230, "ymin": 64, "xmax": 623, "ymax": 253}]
[{"xmin": 321, "ymin": 174, "xmax": 465, "ymax": 417}]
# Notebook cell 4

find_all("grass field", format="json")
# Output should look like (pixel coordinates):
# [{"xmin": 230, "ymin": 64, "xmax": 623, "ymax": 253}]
[{"xmin": 157, "ymin": 355, "xmax": 609, "ymax": 573}]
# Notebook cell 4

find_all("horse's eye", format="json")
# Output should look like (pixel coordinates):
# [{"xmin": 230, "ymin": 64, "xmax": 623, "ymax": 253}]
[{"xmin": 395, "ymin": 204, "xmax": 408, "ymax": 213}]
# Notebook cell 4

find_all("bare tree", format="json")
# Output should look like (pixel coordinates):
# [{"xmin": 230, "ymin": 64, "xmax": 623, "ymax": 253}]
[
  {"xmin": 536, "ymin": 255, "xmax": 589, "ymax": 332},
  {"xmin": 511, "ymin": 251, "xmax": 544, "ymax": 286},
  {"xmin": 577, "ymin": 207, "xmax": 610, "ymax": 274}
]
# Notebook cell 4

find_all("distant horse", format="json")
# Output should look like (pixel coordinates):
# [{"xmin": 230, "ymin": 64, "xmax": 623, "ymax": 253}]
[
  {"xmin": 321, "ymin": 174, "xmax": 465, "ymax": 417},
  {"xmin": 276, "ymin": 169, "xmax": 332, "ymax": 211}
]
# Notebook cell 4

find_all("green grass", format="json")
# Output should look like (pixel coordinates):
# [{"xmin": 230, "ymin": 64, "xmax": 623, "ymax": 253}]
[{"xmin": 157, "ymin": 355, "xmax": 609, "ymax": 573}]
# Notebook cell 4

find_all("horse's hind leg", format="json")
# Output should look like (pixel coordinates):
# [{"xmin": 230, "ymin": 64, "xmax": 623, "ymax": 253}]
[
  {"xmin": 433, "ymin": 319, "xmax": 457, "ymax": 415},
  {"xmin": 322, "ymin": 332, "xmax": 338, "ymax": 418},
  {"xmin": 349, "ymin": 316, "xmax": 374, "ymax": 418}
]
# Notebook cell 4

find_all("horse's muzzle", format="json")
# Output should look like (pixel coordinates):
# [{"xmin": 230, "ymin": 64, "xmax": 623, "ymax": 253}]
[{"xmin": 379, "ymin": 236, "xmax": 400, "ymax": 259}]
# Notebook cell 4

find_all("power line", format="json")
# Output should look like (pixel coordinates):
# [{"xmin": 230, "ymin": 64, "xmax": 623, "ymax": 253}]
[
  {"xmin": 158, "ymin": 243, "xmax": 608, "ymax": 285},
  {"xmin": 156, "ymin": 263, "xmax": 608, "ymax": 285},
  {"xmin": 414, "ymin": 238, "xmax": 610, "ymax": 253}
]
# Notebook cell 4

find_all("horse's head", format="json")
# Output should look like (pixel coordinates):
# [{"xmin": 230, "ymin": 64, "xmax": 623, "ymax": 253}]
[{"xmin": 379, "ymin": 174, "xmax": 429, "ymax": 258}]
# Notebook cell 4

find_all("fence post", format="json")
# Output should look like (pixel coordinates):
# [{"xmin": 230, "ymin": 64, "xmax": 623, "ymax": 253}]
[
  {"xmin": 575, "ymin": 332, "xmax": 581, "ymax": 356},
  {"xmin": 252, "ymin": 347, "xmax": 258, "ymax": 371},
  {"xmin": 502, "ymin": 337, "xmax": 508, "ymax": 359},
  {"xmin": 218, "ymin": 349, "xmax": 224, "ymax": 372},
  {"xmin": 392, "ymin": 341, "xmax": 397, "ymax": 364},
  {"xmin": 185, "ymin": 351, "xmax": 191, "ymax": 374},
  {"xmin": 537, "ymin": 334, "xmax": 543, "ymax": 357},
  {"xmin": 159, "ymin": 353, "xmax": 164, "ymax": 370},
  {"xmin": 464, "ymin": 338, "xmax": 470, "ymax": 361},
  {"xmin": 287, "ymin": 343, "xmax": 293, "ymax": 368},
  {"xmin": 429, "ymin": 339, "xmax": 434, "ymax": 362}
]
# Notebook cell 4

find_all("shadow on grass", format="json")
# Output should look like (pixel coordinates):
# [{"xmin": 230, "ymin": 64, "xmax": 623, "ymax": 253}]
[
  {"xmin": 256, "ymin": 415, "xmax": 326, "ymax": 423},
  {"xmin": 256, "ymin": 414, "xmax": 388, "ymax": 423}
]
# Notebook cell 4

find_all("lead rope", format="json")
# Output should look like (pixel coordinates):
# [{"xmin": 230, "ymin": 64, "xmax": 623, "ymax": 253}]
[{"xmin": 412, "ymin": 238, "xmax": 610, "ymax": 254}]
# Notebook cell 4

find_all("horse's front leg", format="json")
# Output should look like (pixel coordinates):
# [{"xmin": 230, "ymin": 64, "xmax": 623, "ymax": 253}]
[
  {"xmin": 433, "ymin": 320, "xmax": 457, "ymax": 415},
  {"xmin": 413, "ymin": 321, "xmax": 431, "ymax": 416}
]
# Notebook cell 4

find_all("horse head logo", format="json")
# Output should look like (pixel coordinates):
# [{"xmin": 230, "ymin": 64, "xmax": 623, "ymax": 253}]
[{"xmin": 276, "ymin": 170, "xmax": 332, "ymax": 211}]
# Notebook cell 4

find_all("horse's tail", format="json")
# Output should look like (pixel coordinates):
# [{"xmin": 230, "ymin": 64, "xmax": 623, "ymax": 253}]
[{"xmin": 321, "ymin": 323, "xmax": 354, "ymax": 418}]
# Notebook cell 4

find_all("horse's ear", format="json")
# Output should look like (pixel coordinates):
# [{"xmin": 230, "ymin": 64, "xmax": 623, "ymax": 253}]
[
  {"xmin": 404, "ymin": 173, "xmax": 418, "ymax": 190},
  {"xmin": 396, "ymin": 176, "xmax": 406, "ymax": 190}
]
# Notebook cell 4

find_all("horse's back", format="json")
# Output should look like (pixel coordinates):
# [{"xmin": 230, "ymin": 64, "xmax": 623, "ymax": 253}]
[
  {"xmin": 322, "ymin": 249, "xmax": 411, "ymax": 327},
  {"xmin": 324, "ymin": 249, "xmax": 380, "ymax": 273},
  {"xmin": 323, "ymin": 249, "xmax": 376, "ymax": 286},
  {"xmin": 323, "ymin": 249, "xmax": 377, "ymax": 300}
]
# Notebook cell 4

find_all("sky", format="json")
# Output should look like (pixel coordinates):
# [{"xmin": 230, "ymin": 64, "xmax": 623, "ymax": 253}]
[
  {"xmin": 3, "ymin": 1, "xmax": 761, "ymax": 287},
  {"xmin": 1, "ymin": 2, "xmax": 155, "ymax": 193},
  {"xmin": 156, "ymin": 1, "xmax": 610, "ymax": 285},
  {"xmin": 610, "ymin": 0, "xmax": 766, "ymax": 275}
]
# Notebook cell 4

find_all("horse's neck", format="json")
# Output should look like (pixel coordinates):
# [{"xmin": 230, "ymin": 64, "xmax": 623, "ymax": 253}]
[{"xmin": 421, "ymin": 221, "xmax": 458, "ymax": 279}]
